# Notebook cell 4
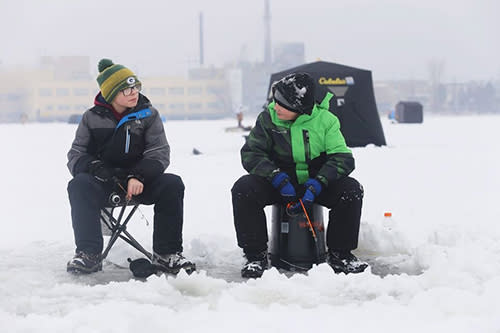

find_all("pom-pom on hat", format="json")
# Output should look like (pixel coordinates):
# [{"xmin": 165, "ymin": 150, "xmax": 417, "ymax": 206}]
[
  {"xmin": 96, "ymin": 59, "xmax": 140, "ymax": 103},
  {"xmin": 273, "ymin": 72, "xmax": 315, "ymax": 115}
]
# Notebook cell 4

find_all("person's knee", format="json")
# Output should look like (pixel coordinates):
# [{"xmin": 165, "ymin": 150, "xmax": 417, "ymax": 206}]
[
  {"xmin": 231, "ymin": 175, "xmax": 258, "ymax": 197},
  {"xmin": 168, "ymin": 174, "xmax": 185, "ymax": 192},
  {"xmin": 67, "ymin": 173, "xmax": 96, "ymax": 194},
  {"xmin": 158, "ymin": 173, "xmax": 185, "ymax": 195},
  {"xmin": 340, "ymin": 178, "xmax": 364, "ymax": 202}
]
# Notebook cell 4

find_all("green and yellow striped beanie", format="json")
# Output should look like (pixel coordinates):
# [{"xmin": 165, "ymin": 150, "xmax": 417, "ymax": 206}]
[{"xmin": 96, "ymin": 59, "xmax": 140, "ymax": 103}]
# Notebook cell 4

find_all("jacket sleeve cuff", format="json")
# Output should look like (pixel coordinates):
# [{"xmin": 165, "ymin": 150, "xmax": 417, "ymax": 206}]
[
  {"xmin": 127, "ymin": 174, "xmax": 145, "ymax": 183},
  {"xmin": 267, "ymin": 168, "xmax": 281, "ymax": 182}
]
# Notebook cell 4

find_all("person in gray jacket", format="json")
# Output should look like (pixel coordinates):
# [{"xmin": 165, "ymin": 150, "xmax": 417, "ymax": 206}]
[{"xmin": 66, "ymin": 58, "xmax": 195, "ymax": 275}]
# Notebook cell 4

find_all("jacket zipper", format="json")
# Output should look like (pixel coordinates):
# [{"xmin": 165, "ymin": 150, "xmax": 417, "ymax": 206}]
[
  {"xmin": 303, "ymin": 130, "xmax": 310, "ymax": 162},
  {"xmin": 125, "ymin": 125, "xmax": 130, "ymax": 154}
]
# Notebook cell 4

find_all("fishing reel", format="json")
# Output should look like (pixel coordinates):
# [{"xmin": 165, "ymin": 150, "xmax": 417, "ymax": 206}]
[{"xmin": 108, "ymin": 192, "xmax": 126, "ymax": 206}]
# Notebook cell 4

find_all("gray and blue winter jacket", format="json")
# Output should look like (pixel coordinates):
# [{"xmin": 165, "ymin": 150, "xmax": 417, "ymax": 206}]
[{"xmin": 67, "ymin": 93, "xmax": 170, "ymax": 184}]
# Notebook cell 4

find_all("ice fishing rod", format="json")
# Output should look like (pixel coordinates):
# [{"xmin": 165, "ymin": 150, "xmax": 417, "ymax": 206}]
[
  {"xmin": 114, "ymin": 180, "xmax": 151, "ymax": 226},
  {"xmin": 299, "ymin": 199, "xmax": 321, "ymax": 264}
]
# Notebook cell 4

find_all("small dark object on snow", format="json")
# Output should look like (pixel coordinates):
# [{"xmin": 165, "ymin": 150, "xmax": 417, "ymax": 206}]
[
  {"xmin": 395, "ymin": 101, "xmax": 423, "ymax": 123},
  {"xmin": 192, "ymin": 148, "xmax": 202, "ymax": 155},
  {"xmin": 128, "ymin": 257, "xmax": 158, "ymax": 278}
]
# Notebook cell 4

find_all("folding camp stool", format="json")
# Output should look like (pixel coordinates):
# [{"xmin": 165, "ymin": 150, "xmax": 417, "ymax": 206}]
[{"xmin": 99, "ymin": 197, "xmax": 153, "ymax": 261}]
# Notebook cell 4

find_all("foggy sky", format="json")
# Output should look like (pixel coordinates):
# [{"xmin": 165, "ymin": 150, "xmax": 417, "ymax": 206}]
[{"xmin": 1, "ymin": 0, "xmax": 499, "ymax": 81}]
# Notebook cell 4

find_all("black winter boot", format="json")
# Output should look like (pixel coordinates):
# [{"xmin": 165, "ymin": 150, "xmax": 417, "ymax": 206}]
[
  {"xmin": 327, "ymin": 250, "xmax": 368, "ymax": 274},
  {"xmin": 241, "ymin": 251, "xmax": 268, "ymax": 278},
  {"xmin": 152, "ymin": 252, "xmax": 196, "ymax": 275},
  {"xmin": 67, "ymin": 251, "xmax": 102, "ymax": 274}
]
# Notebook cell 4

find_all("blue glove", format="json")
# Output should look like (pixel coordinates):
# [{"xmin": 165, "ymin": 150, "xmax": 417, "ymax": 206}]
[
  {"xmin": 289, "ymin": 178, "xmax": 322, "ymax": 213},
  {"xmin": 271, "ymin": 172, "xmax": 296, "ymax": 202}
]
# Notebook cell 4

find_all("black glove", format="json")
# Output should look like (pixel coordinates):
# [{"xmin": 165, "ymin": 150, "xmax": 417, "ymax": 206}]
[
  {"xmin": 271, "ymin": 172, "xmax": 297, "ymax": 203},
  {"xmin": 88, "ymin": 160, "xmax": 114, "ymax": 183}
]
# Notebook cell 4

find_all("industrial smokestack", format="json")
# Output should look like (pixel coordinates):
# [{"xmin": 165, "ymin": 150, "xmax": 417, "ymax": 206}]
[
  {"xmin": 264, "ymin": 0, "xmax": 271, "ymax": 68},
  {"xmin": 199, "ymin": 12, "xmax": 204, "ymax": 66}
]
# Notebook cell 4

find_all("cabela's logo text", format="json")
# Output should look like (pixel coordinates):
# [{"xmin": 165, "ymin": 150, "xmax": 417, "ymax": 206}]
[{"xmin": 318, "ymin": 76, "xmax": 355, "ymax": 85}]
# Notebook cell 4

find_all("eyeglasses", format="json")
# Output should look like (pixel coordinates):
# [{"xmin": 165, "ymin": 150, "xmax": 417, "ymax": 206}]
[{"xmin": 121, "ymin": 84, "xmax": 142, "ymax": 96}]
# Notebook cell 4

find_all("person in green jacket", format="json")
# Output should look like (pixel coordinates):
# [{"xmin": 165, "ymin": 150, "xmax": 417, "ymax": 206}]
[{"xmin": 232, "ymin": 72, "xmax": 367, "ymax": 278}]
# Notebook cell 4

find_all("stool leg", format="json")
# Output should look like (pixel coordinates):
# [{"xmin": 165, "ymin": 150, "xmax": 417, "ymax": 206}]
[
  {"xmin": 101, "ymin": 205, "xmax": 140, "ymax": 260},
  {"xmin": 118, "ymin": 229, "xmax": 153, "ymax": 260}
]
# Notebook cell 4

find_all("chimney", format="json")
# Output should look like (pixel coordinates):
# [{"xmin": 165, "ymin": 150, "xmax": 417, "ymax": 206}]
[
  {"xmin": 199, "ymin": 12, "xmax": 204, "ymax": 66},
  {"xmin": 264, "ymin": 0, "xmax": 272, "ymax": 68}
]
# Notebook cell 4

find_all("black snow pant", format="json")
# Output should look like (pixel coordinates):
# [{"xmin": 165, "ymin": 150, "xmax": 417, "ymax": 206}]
[
  {"xmin": 68, "ymin": 173, "xmax": 185, "ymax": 255},
  {"xmin": 231, "ymin": 174, "xmax": 363, "ymax": 256}
]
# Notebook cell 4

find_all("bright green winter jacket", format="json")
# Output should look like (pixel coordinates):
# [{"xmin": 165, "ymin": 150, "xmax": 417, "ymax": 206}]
[{"xmin": 241, "ymin": 93, "xmax": 354, "ymax": 186}]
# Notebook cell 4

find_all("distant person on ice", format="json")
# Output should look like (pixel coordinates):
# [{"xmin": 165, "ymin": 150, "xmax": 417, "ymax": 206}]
[
  {"xmin": 66, "ymin": 59, "xmax": 195, "ymax": 274},
  {"xmin": 235, "ymin": 104, "xmax": 245, "ymax": 128},
  {"xmin": 234, "ymin": 104, "xmax": 252, "ymax": 131},
  {"xmin": 231, "ymin": 72, "xmax": 367, "ymax": 278}
]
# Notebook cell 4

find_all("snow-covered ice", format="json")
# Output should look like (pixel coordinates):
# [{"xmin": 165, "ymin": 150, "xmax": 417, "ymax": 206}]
[{"xmin": 0, "ymin": 115, "xmax": 499, "ymax": 332}]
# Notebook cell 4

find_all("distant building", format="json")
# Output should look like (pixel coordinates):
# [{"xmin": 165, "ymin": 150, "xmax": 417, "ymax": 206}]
[
  {"xmin": 0, "ymin": 68, "xmax": 61, "ymax": 122},
  {"xmin": 228, "ymin": 43, "xmax": 306, "ymax": 115},
  {"xmin": 142, "ymin": 75, "xmax": 231, "ymax": 120},
  {"xmin": 40, "ymin": 56, "xmax": 92, "ymax": 81},
  {"xmin": 373, "ymin": 79, "xmax": 499, "ymax": 114},
  {"xmin": 238, "ymin": 62, "xmax": 270, "ymax": 113},
  {"xmin": 0, "ymin": 57, "xmax": 232, "ymax": 123},
  {"xmin": 373, "ymin": 80, "xmax": 431, "ymax": 114},
  {"xmin": 272, "ymin": 42, "xmax": 305, "ymax": 72}
]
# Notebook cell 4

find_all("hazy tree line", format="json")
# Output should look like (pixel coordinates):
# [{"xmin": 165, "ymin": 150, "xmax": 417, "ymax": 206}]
[{"xmin": 428, "ymin": 59, "xmax": 498, "ymax": 114}]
